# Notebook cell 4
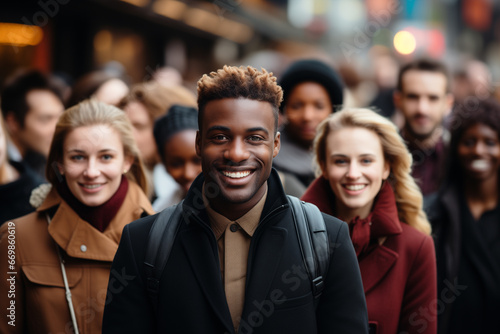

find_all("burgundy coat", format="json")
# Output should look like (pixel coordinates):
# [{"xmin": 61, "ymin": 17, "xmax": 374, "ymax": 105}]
[{"xmin": 302, "ymin": 177, "xmax": 437, "ymax": 334}]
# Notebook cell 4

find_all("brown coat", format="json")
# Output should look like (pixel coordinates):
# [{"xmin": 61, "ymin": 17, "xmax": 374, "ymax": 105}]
[{"xmin": 0, "ymin": 181, "xmax": 154, "ymax": 334}]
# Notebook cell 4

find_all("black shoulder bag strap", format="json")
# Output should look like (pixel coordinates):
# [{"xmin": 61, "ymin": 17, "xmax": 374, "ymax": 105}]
[
  {"xmin": 287, "ymin": 196, "xmax": 330, "ymax": 302},
  {"xmin": 143, "ymin": 200, "xmax": 184, "ymax": 313}
]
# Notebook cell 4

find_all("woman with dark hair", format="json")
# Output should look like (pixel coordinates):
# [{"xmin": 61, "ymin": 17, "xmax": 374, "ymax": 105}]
[
  {"xmin": 0, "ymin": 100, "xmax": 154, "ymax": 333},
  {"xmin": 425, "ymin": 98, "xmax": 500, "ymax": 334},
  {"xmin": 152, "ymin": 105, "xmax": 201, "ymax": 211},
  {"xmin": 274, "ymin": 58, "xmax": 344, "ymax": 193}
]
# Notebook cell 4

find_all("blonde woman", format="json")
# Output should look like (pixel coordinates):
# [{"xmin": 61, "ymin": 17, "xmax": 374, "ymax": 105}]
[
  {"xmin": 302, "ymin": 108, "xmax": 437, "ymax": 334},
  {"xmin": 0, "ymin": 100, "xmax": 154, "ymax": 333}
]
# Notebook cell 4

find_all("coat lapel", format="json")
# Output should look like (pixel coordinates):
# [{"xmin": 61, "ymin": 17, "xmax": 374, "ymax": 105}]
[
  {"xmin": 242, "ymin": 226, "xmax": 287, "ymax": 320},
  {"xmin": 359, "ymin": 244, "xmax": 398, "ymax": 293},
  {"xmin": 179, "ymin": 226, "xmax": 234, "ymax": 333}
]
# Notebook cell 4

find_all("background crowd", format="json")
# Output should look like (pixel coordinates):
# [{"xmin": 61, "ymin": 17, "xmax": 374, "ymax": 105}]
[{"xmin": 1, "ymin": 0, "xmax": 500, "ymax": 333}]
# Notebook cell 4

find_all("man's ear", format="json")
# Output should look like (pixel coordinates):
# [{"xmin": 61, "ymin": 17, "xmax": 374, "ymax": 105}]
[
  {"xmin": 273, "ymin": 131, "xmax": 281, "ymax": 158},
  {"xmin": 4, "ymin": 112, "xmax": 20, "ymax": 133},
  {"xmin": 195, "ymin": 130, "xmax": 201, "ymax": 157}
]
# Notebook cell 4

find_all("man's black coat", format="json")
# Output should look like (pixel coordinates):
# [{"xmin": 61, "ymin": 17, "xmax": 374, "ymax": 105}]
[{"xmin": 103, "ymin": 169, "xmax": 368, "ymax": 333}]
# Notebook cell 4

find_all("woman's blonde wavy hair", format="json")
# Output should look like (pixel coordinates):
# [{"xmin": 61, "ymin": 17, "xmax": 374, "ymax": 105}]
[
  {"xmin": 46, "ymin": 99, "xmax": 148, "ymax": 195},
  {"xmin": 313, "ymin": 108, "xmax": 431, "ymax": 235}
]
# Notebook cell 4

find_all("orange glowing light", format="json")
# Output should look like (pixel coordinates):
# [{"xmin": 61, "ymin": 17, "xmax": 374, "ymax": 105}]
[{"xmin": 0, "ymin": 23, "xmax": 43, "ymax": 46}]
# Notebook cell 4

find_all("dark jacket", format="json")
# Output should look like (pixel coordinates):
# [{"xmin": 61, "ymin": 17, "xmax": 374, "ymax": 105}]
[
  {"xmin": 103, "ymin": 169, "xmax": 368, "ymax": 334},
  {"xmin": 425, "ymin": 183, "xmax": 500, "ymax": 334},
  {"xmin": 0, "ymin": 160, "xmax": 43, "ymax": 224},
  {"xmin": 303, "ymin": 177, "xmax": 437, "ymax": 334}
]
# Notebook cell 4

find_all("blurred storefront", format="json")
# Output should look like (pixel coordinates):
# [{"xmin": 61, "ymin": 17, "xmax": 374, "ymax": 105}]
[
  {"xmin": 1, "ymin": 0, "xmax": 499, "ymax": 88},
  {"xmin": 0, "ymin": 0, "xmax": 312, "ymax": 87}
]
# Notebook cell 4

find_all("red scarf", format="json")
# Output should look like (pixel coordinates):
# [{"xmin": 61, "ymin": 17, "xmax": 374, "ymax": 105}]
[
  {"xmin": 56, "ymin": 175, "xmax": 129, "ymax": 232},
  {"xmin": 301, "ymin": 177, "xmax": 402, "ymax": 258}
]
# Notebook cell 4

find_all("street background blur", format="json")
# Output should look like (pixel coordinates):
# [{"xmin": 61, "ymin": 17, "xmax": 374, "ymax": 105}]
[{"xmin": 1, "ymin": 0, "xmax": 498, "ymax": 101}]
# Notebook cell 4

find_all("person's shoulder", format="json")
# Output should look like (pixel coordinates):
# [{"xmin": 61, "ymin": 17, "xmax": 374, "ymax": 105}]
[
  {"xmin": 397, "ymin": 223, "xmax": 435, "ymax": 255},
  {"xmin": 2, "ymin": 210, "xmax": 42, "ymax": 231},
  {"xmin": 400, "ymin": 223, "xmax": 432, "ymax": 241},
  {"xmin": 126, "ymin": 212, "xmax": 159, "ymax": 235},
  {"xmin": 320, "ymin": 212, "xmax": 348, "ymax": 235}
]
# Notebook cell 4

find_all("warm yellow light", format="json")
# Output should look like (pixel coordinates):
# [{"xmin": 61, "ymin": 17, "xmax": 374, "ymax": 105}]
[
  {"xmin": 393, "ymin": 30, "xmax": 416, "ymax": 55},
  {"xmin": 0, "ymin": 23, "xmax": 43, "ymax": 46}
]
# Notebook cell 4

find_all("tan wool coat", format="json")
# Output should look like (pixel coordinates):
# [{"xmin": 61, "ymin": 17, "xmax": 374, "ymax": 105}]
[{"xmin": 0, "ymin": 181, "xmax": 154, "ymax": 334}]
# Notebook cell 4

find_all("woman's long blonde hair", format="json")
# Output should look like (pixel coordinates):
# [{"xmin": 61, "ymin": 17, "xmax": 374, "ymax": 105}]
[
  {"xmin": 46, "ymin": 99, "xmax": 148, "ymax": 194},
  {"xmin": 313, "ymin": 108, "xmax": 431, "ymax": 235}
]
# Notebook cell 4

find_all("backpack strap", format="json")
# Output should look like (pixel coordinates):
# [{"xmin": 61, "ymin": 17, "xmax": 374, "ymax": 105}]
[
  {"xmin": 144, "ymin": 200, "xmax": 184, "ymax": 313},
  {"xmin": 287, "ymin": 196, "xmax": 330, "ymax": 300}
]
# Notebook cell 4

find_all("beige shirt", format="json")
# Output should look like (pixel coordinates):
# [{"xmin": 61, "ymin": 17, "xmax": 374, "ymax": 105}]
[{"xmin": 204, "ymin": 190, "xmax": 267, "ymax": 333}]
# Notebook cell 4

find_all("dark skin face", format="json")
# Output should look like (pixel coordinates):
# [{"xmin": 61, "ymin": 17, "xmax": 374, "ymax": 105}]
[
  {"xmin": 162, "ymin": 129, "xmax": 201, "ymax": 193},
  {"xmin": 284, "ymin": 82, "xmax": 332, "ymax": 149},
  {"xmin": 196, "ymin": 98, "xmax": 280, "ymax": 220},
  {"xmin": 458, "ymin": 123, "xmax": 500, "ymax": 183}
]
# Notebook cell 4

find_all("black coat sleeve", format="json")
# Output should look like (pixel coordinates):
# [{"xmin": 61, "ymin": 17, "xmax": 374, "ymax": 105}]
[
  {"xmin": 102, "ymin": 218, "xmax": 156, "ymax": 333},
  {"xmin": 316, "ymin": 214, "xmax": 369, "ymax": 334}
]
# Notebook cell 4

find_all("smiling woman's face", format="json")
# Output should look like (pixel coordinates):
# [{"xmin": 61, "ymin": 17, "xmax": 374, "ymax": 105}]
[
  {"xmin": 322, "ymin": 126, "xmax": 390, "ymax": 221},
  {"xmin": 59, "ymin": 124, "xmax": 133, "ymax": 207},
  {"xmin": 458, "ymin": 123, "xmax": 500, "ymax": 182}
]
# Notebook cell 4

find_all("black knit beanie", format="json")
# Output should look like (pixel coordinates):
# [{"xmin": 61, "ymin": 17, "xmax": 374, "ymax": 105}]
[
  {"xmin": 154, "ymin": 104, "xmax": 199, "ymax": 161},
  {"xmin": 278, "ymin": 59, "xmax": 344, "ymax": 113}
]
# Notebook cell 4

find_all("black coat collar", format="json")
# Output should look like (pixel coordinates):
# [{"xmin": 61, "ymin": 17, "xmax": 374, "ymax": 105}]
[{"xmin": 182, "ymin": 168, "xmax": 289, "ymax": 225}]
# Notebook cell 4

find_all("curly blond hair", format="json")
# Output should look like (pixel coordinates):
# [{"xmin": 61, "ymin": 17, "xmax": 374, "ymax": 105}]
[
  {"xmin": 313, "ymin": 108, "xmax": 431, "ymax": 235},
  {"xmin": 197, "ymin": 65, "xmax": 283, "ymax": 133}
]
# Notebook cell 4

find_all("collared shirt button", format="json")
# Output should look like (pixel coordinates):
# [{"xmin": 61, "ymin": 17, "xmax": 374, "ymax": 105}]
[
  {"xmin": 230, "ymin": 224, "xmax": 239, "ymax": 232},
  {"xmin": 80, "ymin": 245, "xmax": 87, "ymax": 252}
]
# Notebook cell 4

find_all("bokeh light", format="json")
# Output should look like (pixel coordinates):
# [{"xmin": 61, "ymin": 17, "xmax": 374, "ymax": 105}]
[{"xmin": 393, "ymin": 30, "xmax": 417, "ymax": 55}]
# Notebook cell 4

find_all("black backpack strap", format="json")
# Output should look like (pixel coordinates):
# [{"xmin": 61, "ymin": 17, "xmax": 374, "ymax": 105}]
[
  {"xmin": 143, "ymin": 200, "xmax": 184, "ymax": 313},
  {"xmin": 287, "ymin": 196, "xmax": 330, "ymax": 300}
]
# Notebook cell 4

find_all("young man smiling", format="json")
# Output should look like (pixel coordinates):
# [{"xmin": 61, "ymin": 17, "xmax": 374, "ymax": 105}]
[{"xmin": 103, "ymin": 65, "xmax": 368, "ymax": 334}]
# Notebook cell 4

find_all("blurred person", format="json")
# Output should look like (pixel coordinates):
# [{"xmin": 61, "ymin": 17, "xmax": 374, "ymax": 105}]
[
  {"xmin": 0, "ymin": 115, "xmax": 43, "ymax": 223},
  {"xmin": 153, "ymin": 66, "xmax": 183, "ymax": 87},
  {"xmin": 394, "ymin": 58, "xmax": 454, "ymax": 195},
  {"xmin": 0, "ymin": 100, "xmax": 154, "ymax": 334},
  {"xmin": 103, "ymin": 65, "xmax": 368, "ymax": 333},
  {"xmin": 452, "ymin": 59, "xmax": 492, "ymax": 105},
  {"xmin": 118, "ymin": 80, "xmax": 197, "ymax": 202},
  {"xmin": 1, "ymin": 69, "xmax": 65, "ymax": 179},
  {"xmin": 425, "ymin": 98, "xmax": 500, "ymax": 334},
  {"xmin": 274, "ymin": 58, "xmax": 344, "ymax": 192},
  {"xmin": 152, "ymin": 105, "xmax": 201, "ymax": 211},
  {"xmin": 68, "ymin": 69, "xmax": 130, "ymax": 107},
  {"xmin": 302, "ymin": 108, "xmax": 437, "ymax": 334},
  {"xmin": 338, "ymin": 61, "xmax": 377, "ymax": 108},
  {"xmin": 367, "ymin": 51, "xmax": 400, "ymax": 122}
]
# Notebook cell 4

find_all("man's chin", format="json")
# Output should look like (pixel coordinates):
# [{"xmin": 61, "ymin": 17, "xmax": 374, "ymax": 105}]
[{"xmin": 407, "ymin": 126, "xmax": 435, "ymax": 141}]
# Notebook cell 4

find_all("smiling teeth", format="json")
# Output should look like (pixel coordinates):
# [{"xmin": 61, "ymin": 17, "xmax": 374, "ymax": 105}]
[
  {"xmin": 471, "ymin": 160, "xmax": 489, "ymax": 171},
  {"xmin": 345, "ymin": 184, "xmax": 366, "ymax": 191},
  {"xmin": 222, "ymin": 171, "xmax": 251, "ymax": 179},
  {"xmin": 83, "ymin": 184, "xmax": 102, "ymax": 189}
]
